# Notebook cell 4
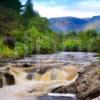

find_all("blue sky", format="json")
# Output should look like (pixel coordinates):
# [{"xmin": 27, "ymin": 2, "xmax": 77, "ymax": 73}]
[{"xmin": 21, "ymin": 0, "xmax": 100, "ymax": 18}]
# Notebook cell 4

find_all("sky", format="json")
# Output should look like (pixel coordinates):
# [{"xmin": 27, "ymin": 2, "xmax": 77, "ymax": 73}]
[{"xmin": 21, "ymin": 0, "xmax": 100, "ymax": 18}]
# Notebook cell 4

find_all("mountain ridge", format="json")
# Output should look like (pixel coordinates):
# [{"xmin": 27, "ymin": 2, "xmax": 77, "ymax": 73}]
[{"xmin": 48, "ymin": 15, "xmax": 100, "ymax": 32}]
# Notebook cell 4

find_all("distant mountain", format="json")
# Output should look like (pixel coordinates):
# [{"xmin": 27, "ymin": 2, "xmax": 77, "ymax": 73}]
[{"xmin": 48, "ymin": 16, "xmax": 100, "ymax": 32}]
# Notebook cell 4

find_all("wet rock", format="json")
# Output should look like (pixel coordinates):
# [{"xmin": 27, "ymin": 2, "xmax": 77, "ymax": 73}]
[
  {"xmin": 51, "ymin": 63, "xmax": 100, "ymax": 100},
  {"xmin": 0, "ymin": 73, "xmax": 15, "ymax": 87},
  {"xmin": 22, "ymin": 63, "xmax": 31, "ymax": 68},
  {"xmin": 0, "ymin": 75, "xmax": 3, "ymax": 87},
  {"xmin": 37, "ymin": 67, "xmax": 51, "ymax": 74},
  {"xmin": 26, "ymin": 73, "xmax": 33, "ymax": 80},
  {"xmin": 4, "ymin": 73, "xmax": 15, "ymax": 85},
  {"xmin": 93, "ymin": 54, "xmax": 99, "ymax": 57}
]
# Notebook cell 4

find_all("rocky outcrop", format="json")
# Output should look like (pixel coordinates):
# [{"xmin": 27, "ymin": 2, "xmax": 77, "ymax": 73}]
[{"xmin": 51, "ymin": 63, "xmax": 100, "ymax": 100}]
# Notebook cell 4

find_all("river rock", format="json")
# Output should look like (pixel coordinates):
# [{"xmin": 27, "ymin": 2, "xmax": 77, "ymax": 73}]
[
  {"xmin": 4, "ymin": 73, "xmax": 15, "ymax": 85},
  {"xmin": 26, "ymin": 73, "xmax": 34, "ymax": 80},
  {"xmin": 51, "ymin": 63, "xmax": 100, "ymax": 100},
  {"xmin": 0, "ymin": 73, "xmax": 15, "ymax": 87},
  {"xmin": 22, "ymin": 63, "xmax": 31, "ymax": 68}
]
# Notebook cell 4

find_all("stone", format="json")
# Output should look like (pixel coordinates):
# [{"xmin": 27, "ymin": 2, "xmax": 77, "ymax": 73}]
[
  {"xmin": 26, "ymin": 73, "xmax": 33, "ymax": 80},
  {"xmin": 4, "ymin": 73, "xmax": 15, "ymax": 85},
  {"xmin": 51, "ymin": 63, "xmax": 100, "ymax": 100},
  {"xmin": 22, "ymin": 64, "xmax": 31, "ymax": 68}
]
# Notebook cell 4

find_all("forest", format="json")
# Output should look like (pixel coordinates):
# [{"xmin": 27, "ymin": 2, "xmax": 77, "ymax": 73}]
[{"xmin": 0, "ymin": 0, "xmax": 100, "ymax": 59}]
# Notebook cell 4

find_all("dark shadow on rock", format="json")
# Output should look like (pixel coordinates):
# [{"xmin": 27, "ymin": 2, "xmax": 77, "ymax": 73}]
[
  {"xmin": 22, "ymin": 63, "xmax": 31, "ymax": 68},
  {"xmin": 4, "ymin": 73, "xmax": 15, "ymax": 85}
]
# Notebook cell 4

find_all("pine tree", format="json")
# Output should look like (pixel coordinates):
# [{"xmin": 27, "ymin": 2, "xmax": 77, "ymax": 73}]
[
  {"xmin": 23, "ymin": 0, "xmax": 38, "ymax": 18},
  {"xmin": 22, "ymin": 0, "xmax": 39, "ymax": 27}
]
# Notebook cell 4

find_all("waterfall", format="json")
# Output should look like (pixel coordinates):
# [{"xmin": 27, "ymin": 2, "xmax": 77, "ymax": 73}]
[{"xmin": 2, "ymin": 75, "xmax": 7, "ymax": 87}]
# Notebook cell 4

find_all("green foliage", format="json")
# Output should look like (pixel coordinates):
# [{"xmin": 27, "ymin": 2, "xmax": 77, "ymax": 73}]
[
  {"xmin": 28, "ymin": 17, "xmax": 51, "ymax": 33},
  {"xmin": 0, "ymin": 38, "xmax": 13, "ymax": 58},
  {"xmin": 35, "ymin": 36, "xmax": 54, "ymax": 54},
  {"xmin": 0, "ymin": 0, "xmax": 100, "ymax": 60},
  {"xmin": 13, "ymin": 42, "xmax": 27, "ymax": 58},
  {"xmin": 0, "ymin": 0, "xmax": 22, "ymax": 35},
  {"xmin": 63, "ymin": 30, "xmax": 100, "ymax": 52},
  {"xmin": 0, "ymin": 7, "xmax": 14, "ymax": 35},
  {"xmin": 22, "ymin": 0, "xmax": 39, "ymax": 26},
  {"xmin": 77, "ymin": 30, "xmax": 97, "ymax": 40},
  {"xmin": 23, "ymin": 0, "xmax": 38, "ymax": 18},
  {"xmin": 0, "ymin": 0, "xmax": 56, "ymax": 59},
  {"xmin": 1, "ymin": 47, "xmax": 13, "ymax": 58},
  {"xmin": 0, "ymin": 0, "xmax": 21, "ymax": 13},
  {"xmin": 88, "ymin": 37, "xmax": 100, "ymax": 52},
  {"xmin": 64, "ymin": 39, "xmax": 79, "ymax": 51}
]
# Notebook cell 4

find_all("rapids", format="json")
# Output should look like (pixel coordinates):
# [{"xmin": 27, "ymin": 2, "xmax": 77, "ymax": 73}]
[{"xmin": 0, "ymin": 52, "xmax": 99, "ymax": 100}]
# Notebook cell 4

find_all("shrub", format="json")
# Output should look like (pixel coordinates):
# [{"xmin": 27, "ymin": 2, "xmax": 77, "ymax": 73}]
[
  {"xmin": 1, "ymin": 47, "xmax": 13, "ymax": 58},
  {"xmin": 64, "ymin": 39, "xmax": 79, "ymax": 51},
  {"xmin": 88, "ymin": 37, "xmax": 100, "ymax": 52},
  {"xmin": 13, "ymin": 42, "xmax": 26, "ymax": 58}
]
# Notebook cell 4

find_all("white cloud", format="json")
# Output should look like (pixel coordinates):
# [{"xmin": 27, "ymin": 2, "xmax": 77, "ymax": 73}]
[
  {"xmin": 34, "ymin": 4, "xmax": 67, "ymax": 18},
  {"xmin": 34, "ymin": 3, "xmax": 100, "ymax": 18},
  {"xmin": 21, "ymin": 0, "xmax": 100, "ymax": 18},
  {"xmin": 76, "ymin": 0, "xmax": 100, "ymax": 12}
]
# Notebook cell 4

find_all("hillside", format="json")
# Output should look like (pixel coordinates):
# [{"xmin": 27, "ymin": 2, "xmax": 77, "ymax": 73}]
[{"xmin": 49, "ymin": 16, "xmax": 100, "ymax": 32}]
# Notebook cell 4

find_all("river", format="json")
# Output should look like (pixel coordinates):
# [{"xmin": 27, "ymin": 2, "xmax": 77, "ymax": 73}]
[{"xmin": 0, "ymin": 52, "xmax": 99, "ymax": 100}]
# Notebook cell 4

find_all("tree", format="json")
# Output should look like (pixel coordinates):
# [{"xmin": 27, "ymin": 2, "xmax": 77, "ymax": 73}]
[
  {"xmin": 22, "ymin": 0, "xmax": 39, "ymax": 26},
  {"xmin": 28, "ymin": 17, "xmax": 51, "ymax": 33},
  {"xmin": 0, "ymin": 7, "xmax": 12, "ymax": 35},
  {"xmin": 0, "ymin": 0, "xmax": 22, "ymax": 35},
  {"xmin": 23, "ymin": 0, "xmax": 39, "ymax": 18},
  {"xmin": 0, "ymin": 0, "xmax": 22, "ymax": 14}
]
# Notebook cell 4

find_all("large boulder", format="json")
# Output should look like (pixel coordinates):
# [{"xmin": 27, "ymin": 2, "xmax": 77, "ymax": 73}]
[{"xmin": 51, "ymin": 63, "xmax": 100, "ymax": 100}]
